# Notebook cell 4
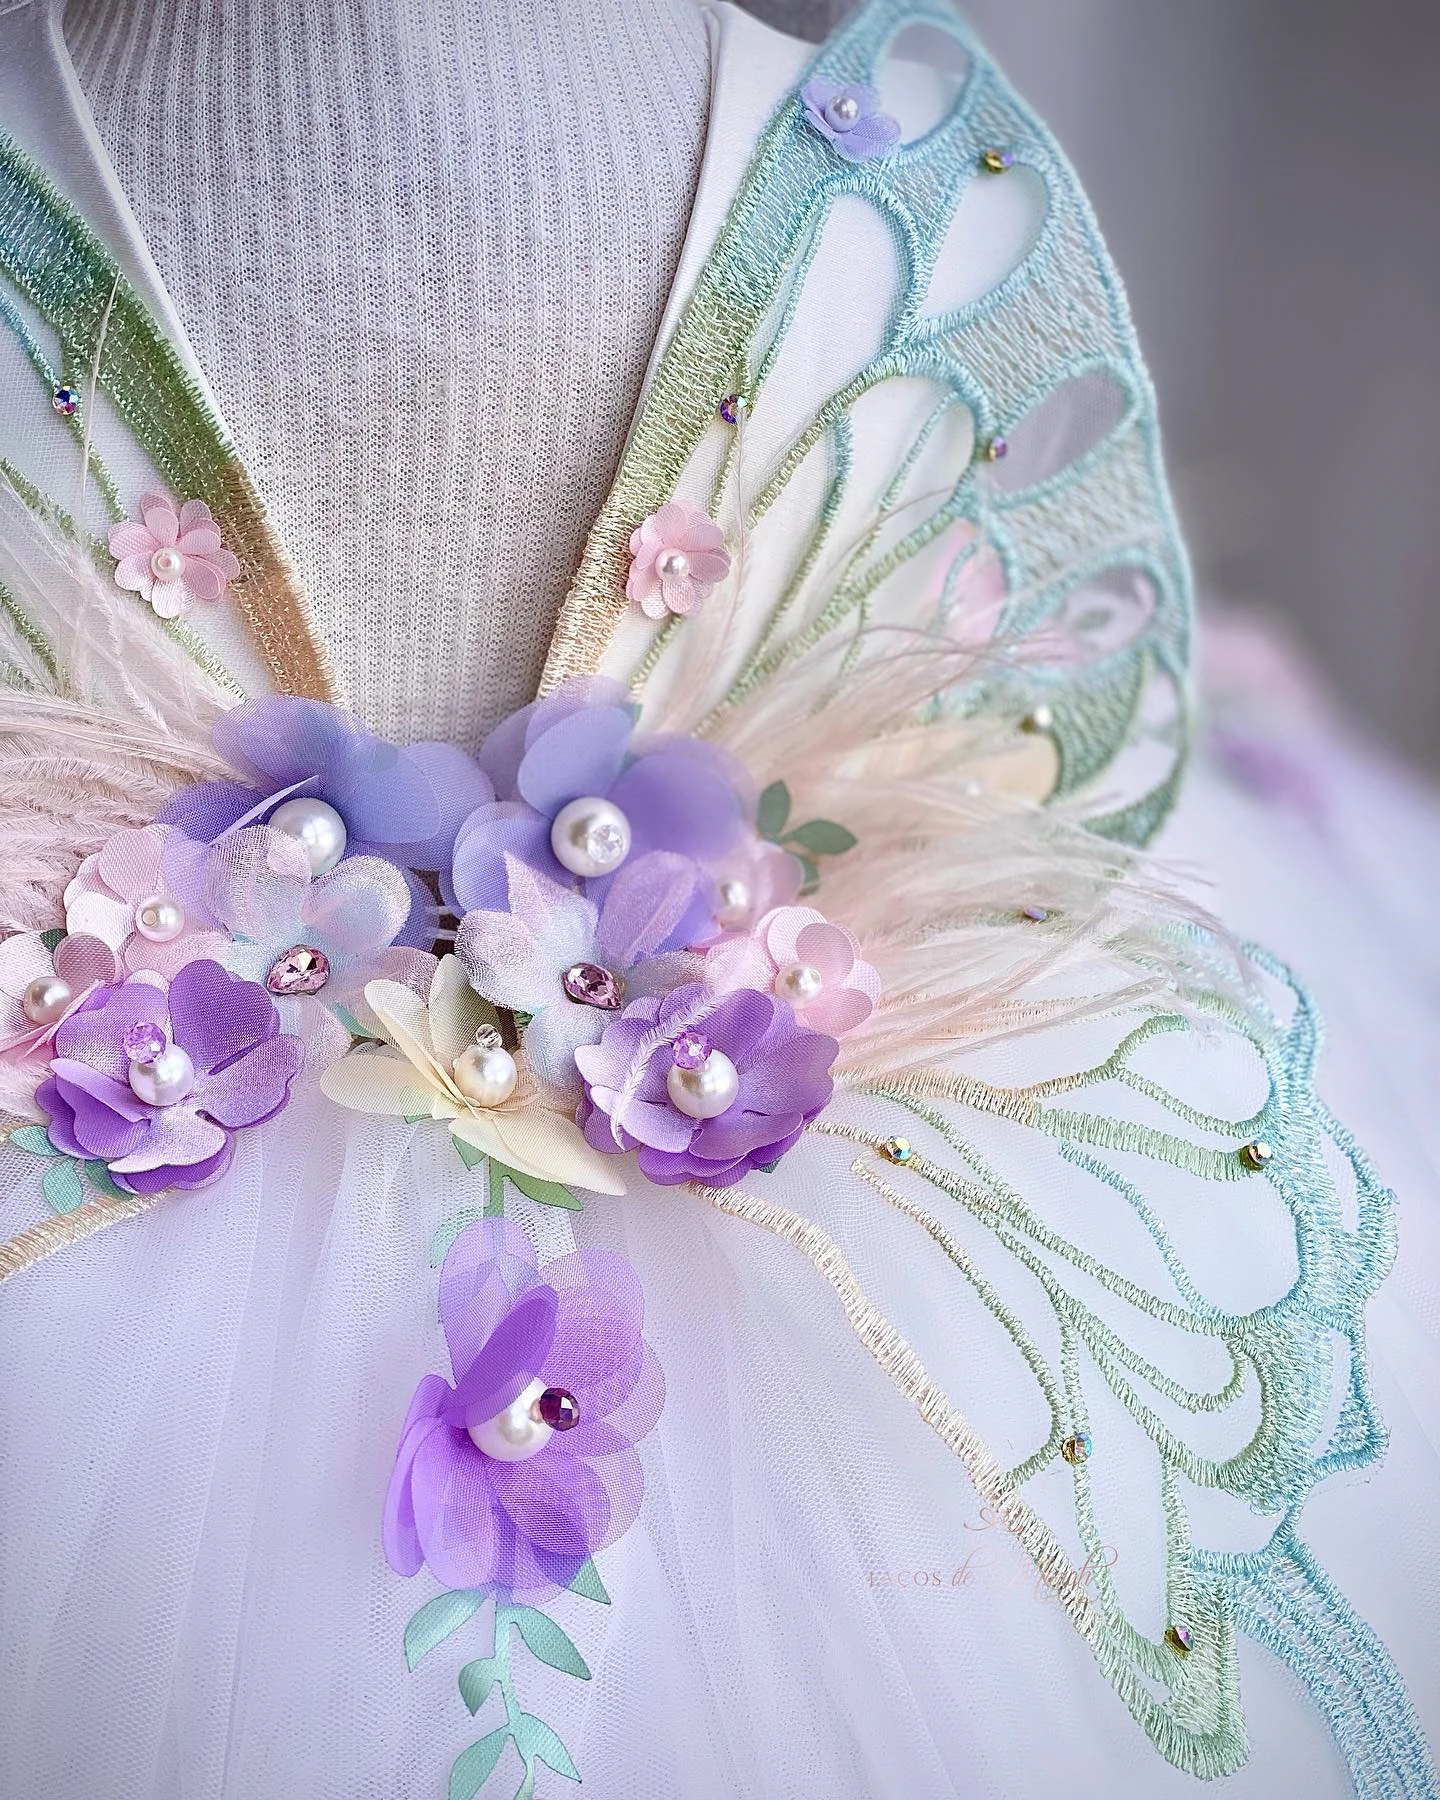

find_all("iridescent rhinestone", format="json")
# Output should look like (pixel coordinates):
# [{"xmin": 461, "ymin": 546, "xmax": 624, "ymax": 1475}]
[
  {"xmin": 52, "ymin": 384, "xmax": 81, "ymax": 417},
  {"xmin": 533, "ymin": 1385, "xmax": 581, "ymax": 1430},
  {"xmin": 562, "ymin": 962, "xmax": 625, "ymax": 1010},
  {"xmin": 585, "ymin": 819, "xmax": 626, "ymax": 865},
  {"xmin": 982, "ymin": 435, "xmax": 1008, "ymax": 462},
  {"xmin": 1021, "ymin": 705, "xmax": 1054, "ymax": 733},
  {"xmin": 1061, "ymin": 1432, "xmax": 1092, "ymax": 1465},
  {"xmin": 1021, "ymin": 904, "xmax": 1049, "ymax": 922},
  {"xmin": 881, "ymin": 1135, "xmax": 913, "ymax": 1165},
  {"xmin": 1165, "ymin": 1624, "xmax": 1193, "ymax": 1656},
  {"xmin": 671, "ymin": 1028, "xmax": 712, "ymax": 1070},
  {"xmin": 1239, "ymin": 1140, "xmax": 1273, "ymax": 1171},
  {"xmin": 719, "ymin": 393, "xmax": 748, "ymax": 425},
  {"xmin": 121, "ymin": 1021, "xmax": 167, "ymax": 1065},
  {"xmin": 265, "ymin": 944, "xmax": 331, "ymax": 995},
  {"xmin": 473, "ymin": 1023, "xmax": 505, "ymax": 1051},
  {"xmin": 980, "ymin": 147, "xmax": 1014, "ymax": 174}
]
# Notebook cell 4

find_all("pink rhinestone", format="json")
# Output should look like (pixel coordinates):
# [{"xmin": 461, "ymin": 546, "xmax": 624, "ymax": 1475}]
[
  {"xmin": 121, "ymin": 1021, "xmax": 167, "ymax": 1065},
  {"xmin": 534, "ymin": 1386, "xmax": 580, "ymax": 1431},
  {"xmin": 266, "ymin": 944, "xmax": 331, "ymax": 995},
  {"xmin": 561, "ymin": 962, "xmax": 624, "ymax": 1010},
  {"xmin": 671, "ymin": 1028, "xmax": 711, "ymax": 1070}
]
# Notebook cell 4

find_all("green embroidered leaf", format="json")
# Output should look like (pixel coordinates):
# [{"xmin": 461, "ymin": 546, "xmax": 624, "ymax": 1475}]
[
  {"xmin": 457, "ymin": 1655, "xmax": 501, "ymax": 1715},
  {"xmin": 39, "ymin": 927, "xmax": 65, "ymax": 953},
  {"xmin": 41, "ymin": 1158, "xmax": 86, "ymax": 1214},
  {"xmin": 485, "ymin": 1159, "xmax": 506, "ymax": 1218},
  {"xmin": 505, "ymin": 1170, "xmax": 582, "ymax": 1212},
  {"xmin": 568, "ymin": 1558, "xmax": 611, "ymax": 1605},
  {"xmin": 85, "ymin": 1160, "xmax": 127, "ymax": 1198},
  {"xmin": 785, "ymin": 818, "xmax": 857, "ymax": 856},
  {"xmin": 756, "ymin": 780, "xmax": 790, "ymax": 840},
  {"xmin": 512, "ymin": 1713, "xmax": 580, "ymax": 1782},
  {"xmin": 8, "ymin": 1125, "xmax": 58, "ymax": 1156},
  {"xmin": 431, "ymin": 1207, "xmax": 485, "ymax": 1266},
  {"xmin": 453, "ymin": 1135, "xmax": 487, "ymax": 1171},
  {"xmin": 448, "ymin": 1726, "xmax": 511, "ymax": 1800},
  {"xmin": 404, "ymin": 1589, "xmax": 487, "ymax": 1671},
  {"xmin": 509, "ymin": 1606, "xmax": 590, "ymax": 1680}
]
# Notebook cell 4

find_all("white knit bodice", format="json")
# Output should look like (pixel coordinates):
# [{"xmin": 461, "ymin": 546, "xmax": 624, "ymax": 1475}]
[{"xmin": 62, "ymin": 0, "xmax": 713, "ymax": 745}]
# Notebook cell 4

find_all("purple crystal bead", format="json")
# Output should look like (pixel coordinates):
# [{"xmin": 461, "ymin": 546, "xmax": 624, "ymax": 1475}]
[
  {"xmin": 534, "ymin": 1385, "xmax": 581, "ymax": 1431},
  {"xmin": 719, "ymin": 393, "xmax": 747, "ymax": 425},
  {"xmin": 1021, "ymin": 904, "xmax": 1049, "ymax": 922},
  {"xmin": 266, "ymin": 944, "xmax": 331, "ymax": 995},
  {"xmin": 561, "ymin": 962, "xmax": 624, "ymax": 1010},
  {"xmin": 121, "ymin": 1021, "xmax": 167, "ymax": 1065},
  {"xmin": 671, "ymin": 1028, "xmax": 712, "ymax": 1071}
]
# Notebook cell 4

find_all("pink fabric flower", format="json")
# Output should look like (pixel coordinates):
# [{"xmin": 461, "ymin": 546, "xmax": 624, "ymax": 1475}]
[
  {"xmin": 64, "ymin": 824, "xmax": 230, "ymax": 978},
  {"xmin": 706, "ymin": 834, "xmax": 805, "ymax": 935},
  {"xmin": 109, "ymin": 493, "xmax": 241, "ymax": 619},
  {"xmin": 626, "ymin": 500, "xmax": 732, "ymax": 619},
  {"xmin": 0, "ymin": 930, "xmax": 119, "ymax": 1117},
  {"xmin": 706, "ymin": 904, "xmax": 881, "ymax": 1037}
]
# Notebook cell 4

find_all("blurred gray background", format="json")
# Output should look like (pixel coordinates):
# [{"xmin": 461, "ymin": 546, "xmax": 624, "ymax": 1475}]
[{"xmin": 751, "ymin": 0, "xmax": 1440, "ymax": 771}]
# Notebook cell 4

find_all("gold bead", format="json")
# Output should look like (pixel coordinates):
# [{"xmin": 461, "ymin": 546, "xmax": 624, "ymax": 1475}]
[
  {"xmin": 881, "ymin": 1135, "xmax": 913, "ymax": 1165},
  {"xmin": 980, "ymin": 147, "xmax": 1013, "ymax": 174},
  {"xmin": 1238, "ymin": 1140, "xmax": 1273, "ymax": 1171}
]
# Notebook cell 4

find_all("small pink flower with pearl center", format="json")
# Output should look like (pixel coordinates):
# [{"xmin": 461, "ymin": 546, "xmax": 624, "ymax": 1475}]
[
  {"xmin": 626, "ymin": 500, "xmax": 732, "ymax": 620},
  {"xmin": 109, "ymin": 493, "xmax": 242, "ymax": 619},
  {"xmin": 706, "ymin": 904, "xmax": 881, "ymax": 1037}
]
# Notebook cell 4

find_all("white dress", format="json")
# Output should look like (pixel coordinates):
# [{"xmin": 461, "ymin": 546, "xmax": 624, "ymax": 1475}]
[{"xmin": 0, "ymin": 4, "xmax": 1435, "ymax": 1798}]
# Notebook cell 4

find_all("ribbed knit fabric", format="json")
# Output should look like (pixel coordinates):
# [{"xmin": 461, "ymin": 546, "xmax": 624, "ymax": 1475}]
[{"xmin": 62, "ymin": 0, "xmax": 713, "ymax": 744}]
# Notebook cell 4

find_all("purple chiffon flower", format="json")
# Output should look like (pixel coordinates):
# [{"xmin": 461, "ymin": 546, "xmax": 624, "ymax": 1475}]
[
  {"xmin": 575, "ymin": 981, "xmax": 837, "ymax": 1187},
  {"xmin": 383, "ymin": 1217, "xmax": 663, "ymax": 1600},
  {"xmin": 158, "ymin": 696, "xmax": 493, "ymax": 947},
  {"xmin": 800, "ymin": 77, "xmax": 901, "ymax": 163},
  {"xmin": 36, "ymin": 961, "xmax": 304, "ymax": 1193},
  {"xmin": 455, "ymin": 854, "xmax": 702, "ymax": 1101},
  {"xmin": 451, "ymin": 681, "xmax": 742, "ymax": 949}
]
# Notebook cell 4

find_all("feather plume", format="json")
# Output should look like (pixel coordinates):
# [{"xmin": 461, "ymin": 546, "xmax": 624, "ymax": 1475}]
[{"xmin": 0, "ymin": 474, "xmax": 235, "ymax": 932}]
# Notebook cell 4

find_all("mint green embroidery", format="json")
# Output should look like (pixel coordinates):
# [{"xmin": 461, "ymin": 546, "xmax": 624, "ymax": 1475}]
[
  {"xmin": 0, "ymin": 136, "xmax": 332, "ymax": 698},
  {"xmin": 403, "ymin": 1562, "xmax": 607, "ymax": 1800},
  {"xmin": 0, "ymin": 288, "xmax": 125, "ymax": 519},
  {"xmin": 553, "ymin": 0, "xmax": 1190, "ymax": 844},
  {"xmin": 854, "ymin": 946, "xmax": 1433, "ymax": 1793},
  {"xmin": 5, "ymin": 1123, "xmax": 127, "ymax": 1213}
]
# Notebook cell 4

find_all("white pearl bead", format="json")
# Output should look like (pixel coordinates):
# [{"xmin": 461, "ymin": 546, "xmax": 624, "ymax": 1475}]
[
  {"xmin": 776, "ymin": 961, "xmax": 824, "ymax": 1007},
  {"xmin": 150, "ymin": 546, "xmax": 186, "ymax": 581},
  {"xmin": 468, "ymin": 1376, "xmax": 553, "ymax": 1462},
  {"xmin": 666, "ymin": 1047, "xmax": 740, "ymax": 1120},
  {"xmin": 550, "ymin": 796, "xmax": 632, "ymax": 878},
  {"xmin": 654, "ymin": 547, "xmax": 691, "ymax": 583},
  {"xmin": 452, "ymin": 1042, "xmax": 518, "ymax": 1108},
  {"xmin": 128, "ymin": 1042, "xmax": 196, "ymax": 1107},
  {"xmin": 715, "ymin": 877, "xmax": 751, "ymax": 927},
  {"xmin": 268, "ymin": 796, "xmax": 348, "ymax": 875},
  {"xmin": 825, "ymin": 93, "xmax": 861, "ymax": 129},
  {"xmin": 21, "ymin": 974, "xmax": 72, "ymax": 1025},
  {"xmin": 133, "ymin": 893, "xmax": 186, "ymax": 943}
]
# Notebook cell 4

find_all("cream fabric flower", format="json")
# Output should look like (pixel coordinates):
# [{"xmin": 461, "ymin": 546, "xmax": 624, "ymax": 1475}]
[{"xmin": 319, "ymin": 955, "xmax": 625, "ymax": 1195}]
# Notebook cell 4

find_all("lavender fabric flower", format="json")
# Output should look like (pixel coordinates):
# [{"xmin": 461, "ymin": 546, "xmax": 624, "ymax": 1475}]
[
  {"xmin": 451, "ymin": 681, "xmax": 742, "ymax": 949},
  {"xmin": 158, "ymin": 696, "xmax": 493, "ymax": 945},
  {"xmin": 800, "ymin": 77, "xmax": 901, "ymax": 163},
  {"xmin": 36, "ymin": 961, "xmax": 303, "ymax": 1193},
  {"xmin": 384, "ymin": 1217, "xmax": 663, "ymax": 1600},
  {"xmin": 575, "ymin": 981, "xmax": 837, "ymax": 1187},
  {"xmin": 455, "ymin": 855, "xmax": 701, "ymax": 1101}
]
